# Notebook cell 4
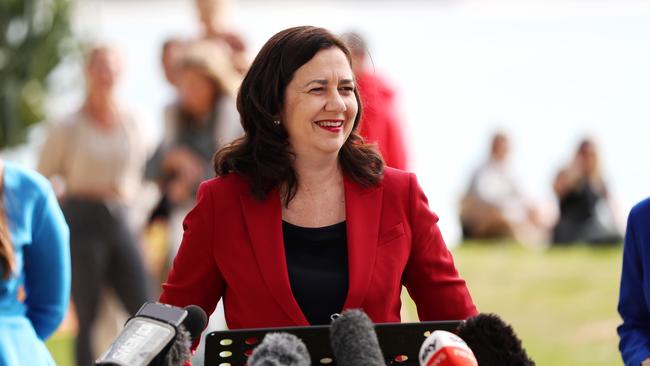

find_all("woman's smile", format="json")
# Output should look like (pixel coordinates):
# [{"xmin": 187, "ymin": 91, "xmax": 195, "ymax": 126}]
[{"xmin": 314, "ymin": 119, "xmax": 344, "ymax": 133}]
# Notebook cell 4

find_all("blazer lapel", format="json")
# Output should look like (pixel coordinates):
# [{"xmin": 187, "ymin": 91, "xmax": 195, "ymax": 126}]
[
  {"xmin": 240, "ymin": 190, "xmax": 309, "ymax": 325},
  {"xmin": 343, "ymin": 176, "xmax": 383, "ymax": 310}
]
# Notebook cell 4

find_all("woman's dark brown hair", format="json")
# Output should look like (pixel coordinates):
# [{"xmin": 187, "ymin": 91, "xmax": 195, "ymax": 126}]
[
  {"xmin": 214, "ymin": 26, "xmax": 384, "ymax": 204},
  {"xmin": 0, "ymin": 181, "xmax": 14, "ymax": 279}
]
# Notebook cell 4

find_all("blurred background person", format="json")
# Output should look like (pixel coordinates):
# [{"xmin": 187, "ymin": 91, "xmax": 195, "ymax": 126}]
[
  {"xmin": 37, "ymin": 45, "xmax": 152, "ymax": 366},
  {"xmin": 145, "ymin": 40, "xmax": 242, "ymax": 277},
  {"xmin": 0, "ymin": 160, "xmax": 70, "ymax": 366},
  {"xmin": 618, "ymin": 197, "xmax": 650, "ymax": 366},
  {"xmin": 459, "ymin": 132, "xmax": 546, "ymax": 244},
  {"xmin": 144, "ymin": 40, "xmax": 242, "ymax": 364},
  {"xmin": 140, "ymin": 37, "xmax": 187, "ymax": 282},
  {"xmin": 161, "ymin": 37, "xmax": 186, "ymax": 88},
  {"xmin": 341, "ymin": 31, "xmax": 409, "ymax": 170},
  {"xmin": 195, "ymin": 0, "xmax": 250, "ymax": 74},
  {"xmin": 552, "ymin": 138, "xmax": 622, "ymax": 245}
]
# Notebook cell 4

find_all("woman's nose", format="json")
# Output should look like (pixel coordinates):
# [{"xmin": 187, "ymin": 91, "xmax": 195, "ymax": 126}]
[{"xmin": 325, "ymin": 90, "xmax": 347, "ymax": 112}]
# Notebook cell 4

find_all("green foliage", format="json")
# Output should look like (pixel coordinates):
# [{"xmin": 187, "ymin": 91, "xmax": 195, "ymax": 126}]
[{"xmin": 0, "ymin": 0, "xmax": 76, "ymax": 148}]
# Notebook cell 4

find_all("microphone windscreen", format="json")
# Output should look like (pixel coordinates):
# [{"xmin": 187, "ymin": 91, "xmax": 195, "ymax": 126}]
[
  {"xmin": 183, "ymin": 305, "xmax": 208, "ymax": 341},
  {"xmin": 329, "ymin": 309, "xmax": 386, "ymax": 366},
  {"xmin": 248, "ymin": 332, "xmax": 311, "ymax": 366},
  {"xmin": 162, "ymin": 324, "xmax": 192, "ymax": 366},
  {"xmin": 456, "ymin": 313, "xmax": 535, "ymax": 366}
]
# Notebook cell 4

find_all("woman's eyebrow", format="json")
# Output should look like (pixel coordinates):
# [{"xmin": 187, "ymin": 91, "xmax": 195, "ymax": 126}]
[
  {"xmin": 304, "ymin": 79, "xmax": 328, "ymax": 87},
  {"xmin": 304, "ymin": 78, "xmax": 355, "ymax": 88}
]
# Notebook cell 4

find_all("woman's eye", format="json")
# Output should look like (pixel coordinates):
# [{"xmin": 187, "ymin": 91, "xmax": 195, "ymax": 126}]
[
  {"xmin": 309, "ymin": 87, "xmax": 324, "ymax": 93},
  {"xmin": 339, "ymin": 86, "xmax": 355, "ymax": 93}
]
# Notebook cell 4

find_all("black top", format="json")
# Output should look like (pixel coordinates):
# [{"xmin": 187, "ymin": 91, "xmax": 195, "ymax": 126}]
[
  {"xmin": 558, "ymin": 178, "xmax": 602, "ymax": 222},
  {"xmin": 282, "ymin": 220, "xmax": 349, "ymax": 325}
]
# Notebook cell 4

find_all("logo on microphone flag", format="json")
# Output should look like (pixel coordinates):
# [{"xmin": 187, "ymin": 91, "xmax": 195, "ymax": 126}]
[{"xmin": 419, "ymin": 330, "xmax": 478, "ymax": 366}]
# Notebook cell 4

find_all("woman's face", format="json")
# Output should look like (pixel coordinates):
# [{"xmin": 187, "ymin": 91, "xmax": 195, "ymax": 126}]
[
  {"xmin": 281, "ymin": 47, "xmax": 358, "ymax": 160},
  {"xmin": 578, "ymin": 143, "xmax": 598, "ymax": 174},
  {"xmin": 86, "ymin": 49, "xmax": 122, "ymax": 92},
  {"xmin": 178, "ymin": 67, "xmax": 218, "ymax": 118}
]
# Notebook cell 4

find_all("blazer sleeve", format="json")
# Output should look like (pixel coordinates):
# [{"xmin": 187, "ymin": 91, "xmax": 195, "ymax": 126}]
[
  {"xmin": 618, "ymin": 204, "xmax": 650, "ymax": 366},
  {"xmin": 24, "ymin": 181, "xmax": 70, "ymax": 340},
  {"xmin": 402, "ymin": 173, "xmax": 478, "ymax": 321},
  {"xmin": 159, "ymin": 181, "xmax": 225, "ymax": 343}
]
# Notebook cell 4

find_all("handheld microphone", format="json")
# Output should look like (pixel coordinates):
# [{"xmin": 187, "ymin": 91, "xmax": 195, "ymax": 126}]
[
  {"xmin": 418, "ymin": 330, "xmax": 478, "ymax": 366},
  {"xmin": 329, "ymin": 309, "xmax": 387, "ymax": 366},
  {"xmin": 456, "ymin": 313, "xmax": 535, "ymax": 366},
  {"xmin": 248, "ymin": 332, "xmax": 311, "ymax": 366},
  {"xmin": 95, "ymin": 302, "xmax": 208, "ymax": 366}
]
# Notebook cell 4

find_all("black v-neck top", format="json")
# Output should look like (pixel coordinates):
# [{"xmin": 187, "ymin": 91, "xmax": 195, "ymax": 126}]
[{"xmin": 282, "ymin": 220, "xmax": 349, "ymax": 325}]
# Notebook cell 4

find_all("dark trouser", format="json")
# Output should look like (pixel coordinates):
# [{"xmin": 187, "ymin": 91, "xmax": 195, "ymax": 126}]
[
  {"xmin": 552, "ymin": 216, "xmax": 622, "ymax": 245},
  {"xmin": 63, "ymin": 197, "xmax": 151, "ymax": 366}
]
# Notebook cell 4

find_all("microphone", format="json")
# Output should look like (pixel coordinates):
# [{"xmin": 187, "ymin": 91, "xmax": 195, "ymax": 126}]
[
  {"xmin": 329, "ymin": 309, "xmax": 386, "ymax": 366},
  {"xmin": 180, "ymin": 304, "xmax": 208, "ymax": 342},
  {"xmin": 456, "ymin": 313, "xmax": 535, "ymax": 366},
  {"xmin": 95, "ymin": 302, "xmax": 208, "ymax": 366},
  {"xmin": 418, "ymin": 330, "xmax": 478, "ymax": 366},
  {"xmin": 163, "ymin": 305, "xmax": 207, "ymax": 366},
  {"xmin": 248, "ymin": 332, "xmax": 311, "ymax": 366}
]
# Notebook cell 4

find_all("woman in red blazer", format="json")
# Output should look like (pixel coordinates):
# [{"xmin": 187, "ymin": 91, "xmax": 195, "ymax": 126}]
[{"xmin": 159, "ymin": 26, "xmax": 476, "ymax": 336}]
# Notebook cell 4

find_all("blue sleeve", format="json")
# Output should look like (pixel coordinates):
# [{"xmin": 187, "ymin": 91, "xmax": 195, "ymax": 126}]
[
  {"xmin": 618, "ymin": 204, "xmax": 650, "ymax": 366},
  {"xmin": 23, "ymin": 183, "xmax": 70, "ymax": 340}
]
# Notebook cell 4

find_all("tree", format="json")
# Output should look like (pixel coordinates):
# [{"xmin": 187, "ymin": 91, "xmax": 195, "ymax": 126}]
[{"xmin": 0, "ymin": 0, "xmax": 76, "ymax": 148}]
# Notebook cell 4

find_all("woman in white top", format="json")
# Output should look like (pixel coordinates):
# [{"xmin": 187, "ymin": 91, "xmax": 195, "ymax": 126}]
[{"xmin": 38, "ymin": 45, "xmax": 152, "ymax": 366}]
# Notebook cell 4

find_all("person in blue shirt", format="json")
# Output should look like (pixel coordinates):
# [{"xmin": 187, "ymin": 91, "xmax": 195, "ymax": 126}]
[
  {"xmin": 0, "ymin": 160, "xmax": 70, "ymax": 366},
  {"xmin": 618, "ymin": 197, "xmax": 650, "ymax": 366}
]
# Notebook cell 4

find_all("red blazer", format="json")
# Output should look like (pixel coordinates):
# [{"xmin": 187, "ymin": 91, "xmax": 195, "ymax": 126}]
[{"xmin": 159, "ymin": 167, "xmax": 477, "ymax": 330}]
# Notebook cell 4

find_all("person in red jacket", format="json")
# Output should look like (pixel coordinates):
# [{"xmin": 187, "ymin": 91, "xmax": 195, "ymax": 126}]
[
  {"xmin": 159, "ymin": 26, "xmax": 476, "ymax": 350},
  {"xmin": 342, "ymin": 31, "xmax": 409, "ymax": 170}
]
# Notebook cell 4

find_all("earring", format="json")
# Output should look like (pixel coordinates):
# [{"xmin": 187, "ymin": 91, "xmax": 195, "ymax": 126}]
[{"xmin": 273, "ymin": 120, "xmax": 281, "ymax": 126}]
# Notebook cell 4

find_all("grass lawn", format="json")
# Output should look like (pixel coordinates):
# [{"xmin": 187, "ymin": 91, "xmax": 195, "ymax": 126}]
[
  {"xmin": 46, "ymin": 243, "xmax": 625, "ymax": 365},
  {"xmin": 449, "ymin": 242, "xmax": 624, "ymax": 366},
  {"xmin": 46, "ymin": 334, "xmax": 74, "ymax": 366}
]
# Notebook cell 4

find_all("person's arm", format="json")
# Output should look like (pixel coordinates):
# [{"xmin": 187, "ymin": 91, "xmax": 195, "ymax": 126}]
[
  {"xmin": 23, "ymin": 181, "xmax": 70, "ymax": 339},
  {"xmin": 402, "ymin": 173, "xmax": 478, "ymax": 321},
  {"xmin": 159, "ymin": 181, "xmax": 225, "ymax": 349},
  {"xmin": 37, "ymin": 123, "xmax": 69, "ymax": 198},
  {"xmin": 618, "ymin": 203, "xmax": 650, "ymax": 366},
  {"xmin": 37, "ymin": 123, "xmax": 67, "ymax": 178}
]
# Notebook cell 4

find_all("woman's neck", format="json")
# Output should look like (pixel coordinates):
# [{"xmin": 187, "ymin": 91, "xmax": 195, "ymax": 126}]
[
  {"xmin": 84, "ymin": 91, "xmax": 119, "ymax": 129},
  {"xmin": 185, "ymin": 103, "xmax": 214, "ymax": 123},
  {"xmin": 283, "ymin": 154, "xmax": 346, "ymax": 227},
  {"xmin": 293, "ymin": 154, "xmax": 342, "ymax": 189}
]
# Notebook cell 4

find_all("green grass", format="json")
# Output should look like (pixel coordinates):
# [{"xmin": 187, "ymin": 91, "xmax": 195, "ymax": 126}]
[
  {"xmin": 46, "ymin": 243, "xmax": 625, "ymax": 365},
  {"xmin": 46, "ymin": 333, "xmax": 74, "ymax": 366},
  {"xmin": 450, "ymin": 243, "xmax": 624, "ymax": 366}
]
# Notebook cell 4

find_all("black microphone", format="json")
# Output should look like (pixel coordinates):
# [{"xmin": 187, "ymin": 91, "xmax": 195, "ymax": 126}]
[
  {"xmin": 163, "ymin": 305, "xmax": 208, "ymax": 366},
  {"xmin": 456, "ymin": 313, "xmax": 535, "ymax": 366},
  {"xmin": 95, "ymin": 302, "xmax": 208, "ymax": 366},
  {"xmin": 329, "ymin": 309, "xmax": 387, "ymax": 366},
  {"xmin": 248, "ymin": 332, "xmax": 311, "ymax": 366}
]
